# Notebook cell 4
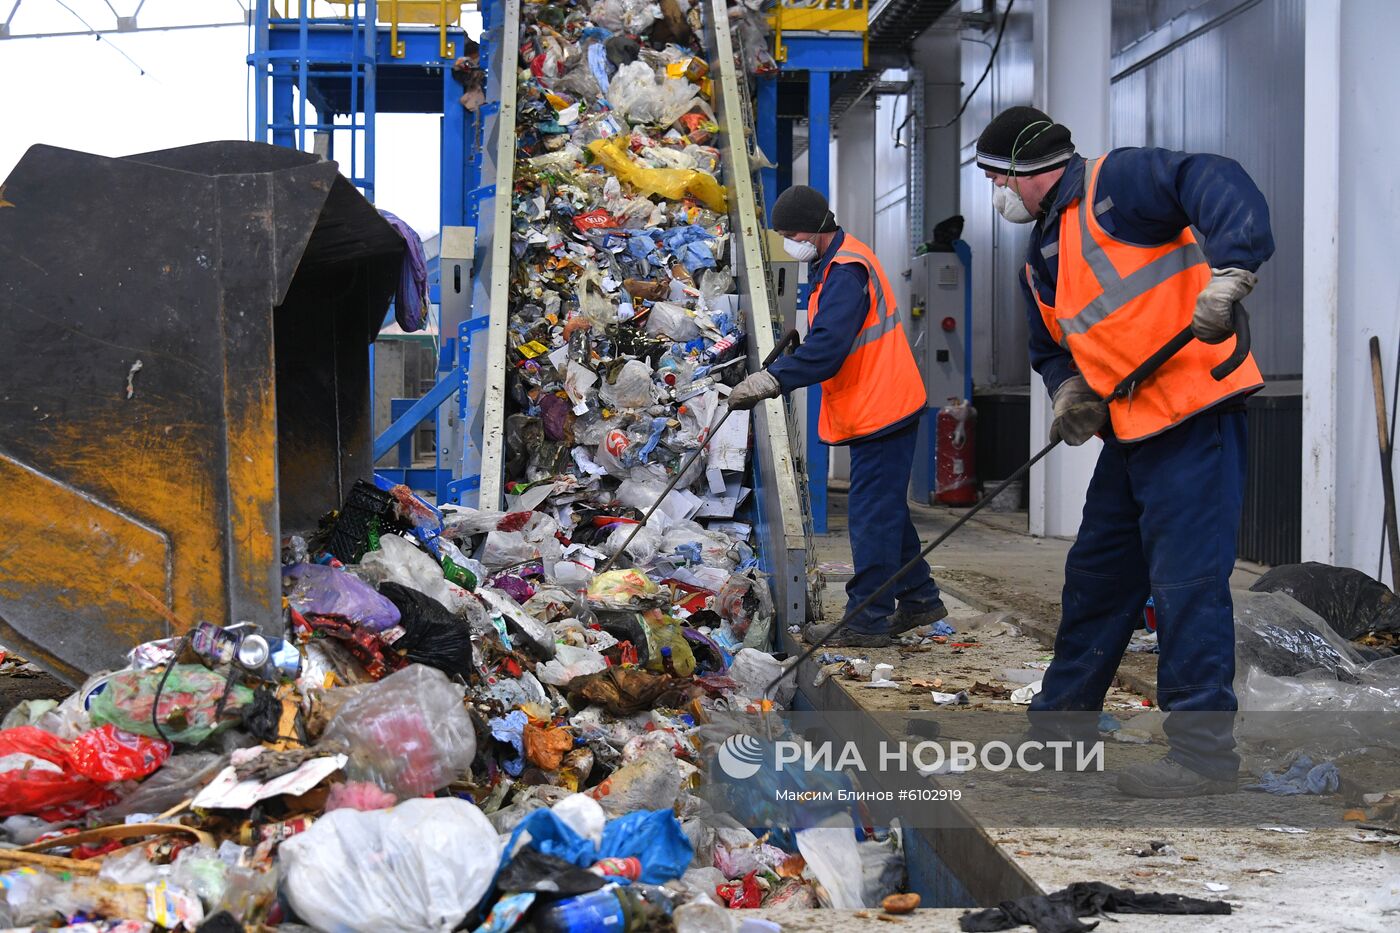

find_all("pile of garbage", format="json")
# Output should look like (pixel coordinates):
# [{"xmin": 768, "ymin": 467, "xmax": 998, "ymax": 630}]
[{"xmin": 0, "ymin": 477, "xmax": 909, "ymax": 931}]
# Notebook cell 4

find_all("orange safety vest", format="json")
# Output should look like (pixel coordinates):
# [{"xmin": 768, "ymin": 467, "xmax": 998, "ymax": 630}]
[
  {"xmin": 809, "ymin": 234, "xmax": 927, "ymax": 444},
  {"xmin": 1025, "ymin": 155, "xmax": 1263, "ymax": 442}
]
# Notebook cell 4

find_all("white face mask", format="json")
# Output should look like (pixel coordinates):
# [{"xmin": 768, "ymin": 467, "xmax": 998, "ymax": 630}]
[
  {"xmin": 993, "ymin": 182, "xmax": 1037, "ymax": 224},
  {"xmin": 782, "ymin": 237, "xmax": 819, "ymax": 262}
]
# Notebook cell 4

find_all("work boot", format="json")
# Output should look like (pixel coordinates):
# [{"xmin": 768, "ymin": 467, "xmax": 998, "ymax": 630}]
[
  {"xmin": 802, "ymin": 622, "xmax": 892, "ymax": 648},
  {"xmin": 1116, "ymin": 757, "xmax": 1237, "ymax": 798},
  {"xmin": 889, "ymin": 600, "xmax": 949, "ymax": 636}
]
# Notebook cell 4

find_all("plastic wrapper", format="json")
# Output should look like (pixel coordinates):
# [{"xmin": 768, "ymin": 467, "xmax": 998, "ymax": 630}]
[
  {"xmin": 356, "ymin": 533, "xmax": 476, "ymax": 615},
  {"xmin": 281, "ymin": 797, "xmax": 500, "ymax": 933},
  {"xmin": 89, "ymin": 666, "xmax": 253, "ymax": 746},
  {"xmin": 0, "ymin": 726, "xmax": 117, "ymax": 819},
  {"xmin": 321, "ymin": 664, "xmax": 477, "ymax": 798},
  {"xmin": 588, "ymin": 137, "xmax": 727, "ymax": 212},
  {"xmin": 281, "ymin": 560, "xmax": 397, "ymax": 633}
]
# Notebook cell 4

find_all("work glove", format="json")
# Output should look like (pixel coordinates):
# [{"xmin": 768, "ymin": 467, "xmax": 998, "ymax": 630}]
[
  {"xmin": 1050, "ymin": 375, "xmax": 1108, "ymax": 446},
  {"xmin": 1192, "ymin": 268, "xmax": 1257, "ymax": 344},
  {"xmin": 726, "ymin": 370, "xmax": 781, "ymax": 411}
]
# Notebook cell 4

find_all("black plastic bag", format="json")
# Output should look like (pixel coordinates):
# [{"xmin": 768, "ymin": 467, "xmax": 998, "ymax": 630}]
[
  {"xmin": 497, "ymin": 847, "xmax": 605, "ymax": 899},
  {"xmin": 1250, "ymin": 562, "xmax": 1400, "ymax": 642},
  {"xmin": 378, "ymin": 582, "xmax": 476, "ymax": 680}
]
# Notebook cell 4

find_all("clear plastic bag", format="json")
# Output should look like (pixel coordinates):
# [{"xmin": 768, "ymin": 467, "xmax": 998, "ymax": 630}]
[
  {"xmin": 356, "ymin": 534, "xmax": 476, "ymax": 616},
  {"xmin": 585, "ymin": 747, "xmax": 681, "ymax": 817},
  {"xmin": 726, "ymin": 649, "xmax": 796, "ymax": 706},
  {"xmin": 281, "ymin": 797, "xmax": 500, "ymax": 933},
  {"xmin": 600, "ymin": 359, "xmax": 658, "ymax": 410},
  {"xmin": 285, "ymin": 562, "xmax": 401, "ymax": 633},
  {"xmin": 322, "ymin": 664, "xmax": 477, "ymax": 798},
  {"xmin": 97, "ymin": 751, "xmax": 223, "ymax": 820},
  {"xmin": 645, "ymin": 301, "xmax": 702, "ymax": 342},
  {"xmin": 536, "ymin": 644, "xmax": 611, "ymax": 686}
]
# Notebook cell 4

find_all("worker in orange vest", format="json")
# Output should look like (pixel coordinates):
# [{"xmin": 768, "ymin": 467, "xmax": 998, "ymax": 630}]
[
  {"xmin": 729, "ymin": 186, "xmax": 946, "ymax": 647},
  {"xmin": 977, "ymin": 106, "xmax": 1271, "ymax": 797}
]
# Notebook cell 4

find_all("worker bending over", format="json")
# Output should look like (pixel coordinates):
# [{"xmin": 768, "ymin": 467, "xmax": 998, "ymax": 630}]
[
  {"xmin": 976, "ymin": 106, "xmax": 1272, "ymax": 798},
  {"xmin": 728, "ymin": 186, "xmax": 947, "ymax": 647}
]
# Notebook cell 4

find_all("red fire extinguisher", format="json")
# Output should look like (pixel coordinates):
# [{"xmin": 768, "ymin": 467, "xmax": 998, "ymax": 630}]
[{"xmin": 935, "ymin": 399, "xmax": 978, "ymax": 506}]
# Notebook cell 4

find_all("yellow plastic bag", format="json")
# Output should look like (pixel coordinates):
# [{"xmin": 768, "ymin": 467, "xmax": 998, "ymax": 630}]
[{"xmin": 587, "ymin": 138, "xmax": 728, "ymax": 212}]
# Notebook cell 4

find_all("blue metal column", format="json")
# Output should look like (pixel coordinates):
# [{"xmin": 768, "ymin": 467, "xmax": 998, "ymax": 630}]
[
  {"xmin": 441, "ymin": 68, "xmax": 467, "ymax": 230},
  {"xmin": 806, "ymin": 70, "xmax": 831, "ymax": 534},
  {"xmin": 272, "ymin": 70, "xmax": 295, "ymax": 148},
  {"xmin": 756, "ymin": 76, "xmax": 778, "ymax": 216},
  {"xmin": 777, "ymin": 117, "xmax": 794, "ymax": 198}
]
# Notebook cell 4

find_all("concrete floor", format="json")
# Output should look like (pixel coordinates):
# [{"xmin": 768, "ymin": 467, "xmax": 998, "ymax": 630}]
[{"xmin": 793, "ymin": 490, "xmax": 1400, "ymax": 932}]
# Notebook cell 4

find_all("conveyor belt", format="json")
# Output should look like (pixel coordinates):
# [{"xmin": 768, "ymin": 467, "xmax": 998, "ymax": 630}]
[{"xmin": 468, "ymin": 0, "xmax": 817, "ymax": 624}]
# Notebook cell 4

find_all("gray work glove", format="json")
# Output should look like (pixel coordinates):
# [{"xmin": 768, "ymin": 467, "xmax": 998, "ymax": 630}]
[
  {"xmin": 1050, "ymin": 375, "xmax": 1108, "ymax": 446},
  {"xmin": 726, "ymin": 370, "xmax": 781, "ymax": 411},
  {"xmin": 1192, "ymin": 267, "xmax": 1257, "ymax": 344}
]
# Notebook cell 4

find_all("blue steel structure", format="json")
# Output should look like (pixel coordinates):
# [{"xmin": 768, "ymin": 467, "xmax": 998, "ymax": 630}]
[
  {"xmin": 249, "ymin": 0, "xmax": 495, "ymax": 503},
  {"xmin": 754, "ymin": 31, "xmax": 865, "ymax": 535}
]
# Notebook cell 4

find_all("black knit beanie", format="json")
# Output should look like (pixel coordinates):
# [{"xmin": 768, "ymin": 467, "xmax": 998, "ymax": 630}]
[
  {"xmin": 771, "ymin": 185, "xmax": 836, "ymax": 234},
  {"xmin": 976, "ymin": 106, "xmax": 1074, "ymax": 176}
]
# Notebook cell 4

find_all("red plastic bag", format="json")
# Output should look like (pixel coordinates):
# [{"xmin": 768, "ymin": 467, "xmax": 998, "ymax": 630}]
[
  {"xmin": 70, "ymin": 724, "xmax": 173, "ymax": 782},
  {"xmin": 0, "ymin": 726, "xmax": 117, "ymax": 819},
  {"xmin": 717, "ymin": 870, "xmax": 763, "ymax": 908}
]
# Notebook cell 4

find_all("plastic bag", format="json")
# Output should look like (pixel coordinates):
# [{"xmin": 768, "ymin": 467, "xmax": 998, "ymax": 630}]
[
  {"xmin": 286, "ymin": 563, "xmax": 401, "ymax": 633},
  {"xmin": 587, "ymin": 569, "xmax": 661, "ymax": 606},
  {"xmin": 97, "ymin": 751, "xmax": 223, "ymax": 820},
  {"xmin": 645, "ymin": 301, "xmax": 702, "ymax": 342},
  {"xmin": 356, "ymin": 533, "xmax": 476, "ymax": 616},
  {"xmin": 606, "ymin": 61, "xmax": 698, "ymax": 126},
  {"xmin": 1233, "ymin": 590, "xmax": 1366, "ymax": 680},
  {"xmin": 1251, "ymin": 562, "xmax": 1400, "ymax": 643},
  {"xmin": 726, "ymin": 649, "xmax": 796, "ymax": 706},
  {"xmin": 378, "ymin": 582, "xmax": 475, "ymax": 680},
  {"xmin": 600, "ymin": 359, "xmax": 658, "ymax": 410},
  {"xmin": 797, "ymin": 816, "xmax": 867, "ymax": 908},
  {"xmin": 859, "ymin": 831, "xmax": 907, "ymax": 907},
  {"xmin": 90, "ymin": 665, "xmax": 253, "ymax": 745},
  {"xmin": 322, "ymin": 664, "xmax": 476, "ymax": 798},
  {"xmin": 537, "ymin": 644, "xmax": 611, "ymax": 686},
  {"xmin": 0, "ymin": 726, "xmax": 117, "ymax": 818},
  {"xmin": 589, "ymin": 138, "xmax": 727, "ymax": 213},
  {"xmin": 586, "ymin": 747, "xmax": 681, "ymax": 816},
  {"xmin": 70, "ymin": 724, "xmax": 172, "ymax": 782},
  {"xmin": 281, "ymin": 797, "xmax": 500, "ymax": 933}
]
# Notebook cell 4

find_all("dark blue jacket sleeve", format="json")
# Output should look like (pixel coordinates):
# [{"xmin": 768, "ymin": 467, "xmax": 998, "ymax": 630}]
[
  {"xmin": 1021, "ymin": 273, "xmax": 1076, "ymax": 398},
  {"xmin": 1099, "ymin": 148, "xmax": 1275, "ymax": 272},
  {"xmin": 767, "ymin": 263, "xmax": 869, "ymax": 392}
]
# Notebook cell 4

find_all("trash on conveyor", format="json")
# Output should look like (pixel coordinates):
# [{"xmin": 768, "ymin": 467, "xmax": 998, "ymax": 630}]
[{"xmin": 0, "ymin": 3, "xmax": 911, "ymax": 929}]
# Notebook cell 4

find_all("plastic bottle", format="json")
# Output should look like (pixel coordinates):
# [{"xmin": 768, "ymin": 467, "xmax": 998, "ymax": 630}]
[
  {"xmin": 660, "ymin": 645, "xmax": 679, "ymax": 678},
  {"xmin": 531, "ymin": 883, "xmax": 674, "ymax": 933}
]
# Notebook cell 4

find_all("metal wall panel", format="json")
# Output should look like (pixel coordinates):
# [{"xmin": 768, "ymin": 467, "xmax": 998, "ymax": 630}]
[
  {"xmin": 1110, "ymin": 0, "xmax": 1305, "ymax": 378},
  {"xmin": 957, "ymin": 0, "xmax": 1036, "ymax": 387}
]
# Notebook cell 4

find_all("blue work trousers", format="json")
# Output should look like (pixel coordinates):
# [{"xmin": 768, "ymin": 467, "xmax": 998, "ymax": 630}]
[
  {"xmin": 1030, "ymin": 410, "xmax": 1247, "ymax": 779},
  {"xmin": 844, "ymin": 421, "xmax": 943, "ymax": 631}
]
